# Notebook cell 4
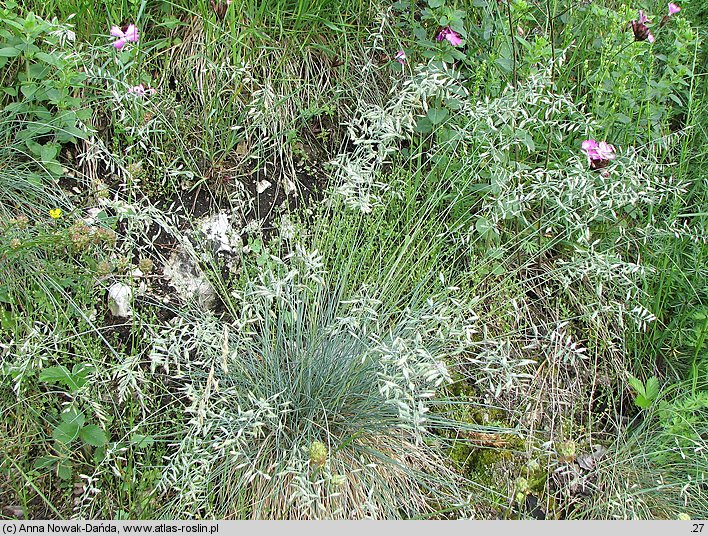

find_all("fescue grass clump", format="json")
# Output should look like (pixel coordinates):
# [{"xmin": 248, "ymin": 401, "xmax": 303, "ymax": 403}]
[{"xmin": 151, "ymin": 232, "xmax": 479, "ymax": 518}]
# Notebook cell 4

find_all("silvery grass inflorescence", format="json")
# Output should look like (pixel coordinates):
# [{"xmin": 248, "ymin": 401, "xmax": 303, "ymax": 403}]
[{"xmin": 331, "ymin": 61, "xmax": 469, "ymax": 212}]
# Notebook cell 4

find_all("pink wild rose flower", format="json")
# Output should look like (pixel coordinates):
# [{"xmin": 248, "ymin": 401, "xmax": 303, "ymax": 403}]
[
  {"xmin": 582, "ymin": 139, "xmax": 616, "ymax": 170},
  {"xmin": 127, "ymin": 84, "xmax": 156, "ymax": 97},
  {"xmin": 436, "ymin": 27, "xmax": 463, "ymax": 47},
  {"xmin": 111, "ymin": 24, "xmax": 139, "ymax": 50}
]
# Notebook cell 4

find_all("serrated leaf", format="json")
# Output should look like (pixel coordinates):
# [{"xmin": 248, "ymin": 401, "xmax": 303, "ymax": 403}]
[
  {"xmin": 627, "ymin": 376, "xmax": 646, "ymax": 397},
  {"xmin": 645, "ymin": 376, "xmax": 660, "ymax": 402},
  {"xmin": 79, "ymin": 425, "xmax": 108, "ymax": 447},
  {"xmin": 634, "ymin": 394, "xmax": 651, "ymax": 409},
  {"xmin": 71, "ymin": 364, "xmax": 94, "ymax": 389}
]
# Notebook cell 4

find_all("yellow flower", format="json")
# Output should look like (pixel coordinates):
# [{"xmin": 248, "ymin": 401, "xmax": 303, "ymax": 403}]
[{"xmin": 49, "ymin": 208, "xmax": 63, "ymax": 219}]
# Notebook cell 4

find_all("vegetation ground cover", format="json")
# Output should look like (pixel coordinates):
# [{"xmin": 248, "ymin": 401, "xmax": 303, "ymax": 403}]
[{"xmin": 0, "ymin": 0, "xmax": 706, "ymax": 520}]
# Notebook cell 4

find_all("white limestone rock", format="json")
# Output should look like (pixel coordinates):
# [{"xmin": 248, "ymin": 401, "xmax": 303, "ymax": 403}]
[{"xmin": 108, "ymin": 282, "xmax": 133, "ymax": 318}]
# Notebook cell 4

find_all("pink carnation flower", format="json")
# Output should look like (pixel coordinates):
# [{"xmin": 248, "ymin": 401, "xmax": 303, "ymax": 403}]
[
  {"xmin": 582, "ymin": 139, "xmax": 616, "ymax": 170},
  {"xmin": 111, "ymin": 24, "xmax": 139, "ymax": 50},
  {"xmin": 436, "ymin": 27, "xmax": 463, "ymax": 47},
  {"xmin": 631, "ymin": 11, "xmax": 654, "ymax": 43},
  {"xmin": 127, "ymin": 84, "xmax": 156, "ymax": 97}
]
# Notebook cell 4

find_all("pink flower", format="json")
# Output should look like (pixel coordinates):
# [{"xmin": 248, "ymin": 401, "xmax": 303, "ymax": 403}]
[
  {"xmin": 582, "ymin": 139, "xmax": 616, "ymax": 170},
  {"xmin": 127, "ymin": 84, "xmax": 156, "ymax": 97},
  {"xmin": 668, "ymin": 3, "xmax": 680, "ymax": 15},
  {"xmin": 436, "ymin": 27, "xmax": 463, "ymax": 47},
  {"xmin": 631, "ymin": 11, "xmax": 654, "ymax": 43},
  {"xmin": 395, "ymin": 50, "xmax": 406, "ymax": 65},
  {"xmin": 111, "ymin": 24, "xmax": 139, "ymax": 50}
]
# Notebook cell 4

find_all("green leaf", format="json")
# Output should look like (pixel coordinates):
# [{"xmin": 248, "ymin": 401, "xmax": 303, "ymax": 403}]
[
  {"xmin": 39, "ymin": 366, "xmax": 75, "ymax": 388},
  {"xmin": 40, "ymin": 143, "xmax": 59, "ymax": 163},
  {"xmin": 0, "ymin": 309, "xmax": 17, "ymax": 331},
  {"xmin": 415, "ymin": 116, "xmax": 433, "ymax": 133},
  {"xmin": 45, "ymin": 161, "xmax": 64, "ymax": 177},
  {"xmin": 20, "ymin": 84, "xmax": 37, "ymax": 99},
  {"xmin": 634, "ymin": 394, "xmax": 651, "ymax": 409},
  {"xmin": 495, "ymin": 57, "xmax": 513, "ymax": 73},
  {"xmin": 93, "ymin": 445, "xmax": 107, "ymax": 463},
  {"xmin": 34, "ymin": 51, "xmax": 58, "ymax": 66},
  {"xmin": 427, "ymin": 107, "xmax": 449, "ymax": 125},
  {"xmin": 53, "ymin": 421, "xmax": 81, "ymax": 444},
  {"xmin": 61, "ymin": 409, "xmax": 85, "ymax": 428},
  {"xmin": 427, "ymin": 0, "xmax": 444, "ymax": 7},
  {"xmin": 56, "ymin": 458, "xmax": 73, "ymax": 480},
  {"xmin": 627, "ymin": 375, "xmax": 646, "ymax": 397},
  {"xmin": 33, "ymin": 456, "xmax": 58, "ymax": 470},
  {"xmin": 25, "ymin": 139, "xmax": 43, "ymax": 157},
  {"xmin": 645, "ymin": 376, "xmax": 660, "ymax": 402},
  {"xmin": 71, "ymin": 364, "xmax": 95, "ymax": 389},
  {"xmin": 130, "ymin": 433, "xmax": 154, "ymax": 449},
  {"xmin": 0, "ymin": 46, "xmax": 21, "ymax": 57},
  {"xmin": 79, "ymin": 425, "xmax": 108, "ymax": 447},
  {"xmin": 0, "ymin": 286, "xmax": 12, "ymax": 304}
]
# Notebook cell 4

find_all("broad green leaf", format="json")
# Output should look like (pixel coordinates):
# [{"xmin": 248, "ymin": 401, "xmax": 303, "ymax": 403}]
[
  {"xmin": 0, "ymin": 309, "xmax": 17, "ymax": 331},
  {"xmin": 61, "ymin": 409, "xmax": 85, "ymax": 428},
  {"xmin": 20, "ymin": 84, "xmax": 37, "ymax": 99},
  {"xmin": 80, "ymin": 425, "xmax": 108, "ymax": 447},
  {"xmin": 56, "ymin": 459, "xmax": 73, "ymax": 480},
  {"xmin": 415, "ymin": 116, "xmax": 433, "ymax": 133},
  {"xmin": 34, "ymin": 51, "xmax": 57, "ymax": 66},
  {"xmin": 0, "ymin": 46, "xmax": 21, "ymax": 57},
  {"xmin": 93, "ymin": 445, "xmax": 107, "ymax": 463},
  {"xmin": 26, "ymin": 139, "xmax": 43, "ymax": 157},
  {"xmin": 41, "ymin": 143, "xmax": 59, "ymax": 163},
  {"xmin": 427, "ymin": 107, "xmax": 449, "ymax": 125},
  {"xmin": 45, "ymin": 161, "xmax": 64, "ymax": 177},
  {"xmin": 39, "ymin": 366, "xmax": 74, "ymax": 387},
  {"xmin": 71, "ymin": 364, "xmax": 95, "ymax": 389},
  {"xmin": 53, "ymin": 421, "xmax": 80, "ymax": 444}
]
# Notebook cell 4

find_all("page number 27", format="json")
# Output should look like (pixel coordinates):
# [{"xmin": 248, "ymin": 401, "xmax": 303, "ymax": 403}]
[{"xmin": 692, "ymin": 524, "xmax": 704, "ymax": 533}]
